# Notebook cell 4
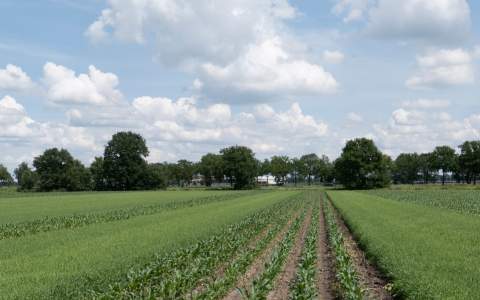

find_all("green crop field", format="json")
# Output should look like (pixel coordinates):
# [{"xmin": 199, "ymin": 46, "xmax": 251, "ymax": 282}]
[{"xmin": 328, "ymin": 190, "xmax": 480, "ymax": 299}]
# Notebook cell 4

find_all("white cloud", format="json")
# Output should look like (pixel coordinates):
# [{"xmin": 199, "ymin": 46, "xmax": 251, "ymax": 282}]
[
  {"xmin": 0, "ymin": 64, "xmax": 34, "ymax": 91},
  {"xmin": 373, "ymin": 104, "xmax": 480, "ymax": 156},
  {"xmin": 347, "ymin": 112, "xmax": 363, "ymax": 122},
  {"xmin": 201, "ymin": 37, "xmax": 338, "ymax": 96},
  {"xmin": 43, "ymin": 62, "xmax": 123, "ymax": 106},
  {"xmin": 366, "ymin": 0, "xmax": 471, "ymax": 43},
  {"xmin": 87, "ymin": 0, "xmax": 337, "ymax": 99},
  {"xmin": 323, "ymin": 50, "xmax": 345, "ymax": 64},
  {"xmin": 406, "ymin": 48, "xmax": 475, "ymax": 89},
  {"xmin": 332, "ymin": 0, "xmax": 370, "ymax": 23},
  {"xmin": 402, "ymin": 99, "xmax": 450, "ymax": 109}
]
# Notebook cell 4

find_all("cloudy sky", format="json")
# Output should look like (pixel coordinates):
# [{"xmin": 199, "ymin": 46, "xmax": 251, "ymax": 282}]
[{"xmin": 1, "ymin": 0, "xmax": 480, "ymax": 170}]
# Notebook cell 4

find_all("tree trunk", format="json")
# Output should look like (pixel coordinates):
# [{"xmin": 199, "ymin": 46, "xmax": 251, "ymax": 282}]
[{"xmin": 442, "ymin": 171, "xmax": 446, "ymax": 185}]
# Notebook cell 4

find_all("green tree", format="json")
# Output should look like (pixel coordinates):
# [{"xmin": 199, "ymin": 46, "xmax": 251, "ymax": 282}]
[
  {"xmin": 299, "ymin": 153, "xmax": 320, "ymax": 185},
  {"xmin": 90, "ymin": 157, "xmax": 105, "ymax": 190},
  {"xmin": 458, "ymin": 141, "xmax": 480, "ymax": 184},
  {"xmin": 175, "ymin": 160, "xmax": 195, "ymax": 187},
  {"xmin": 33, "ymin": 148, "xmax": 88, "ymax": 191},
  {"xmin": 199, "ymin": 153, "xmax": 223, "ymax": 186},
  {"xmin": 431, "ymin": 145, "xmax": 457, "ymax": 185},
  {"xmin": 290, "ymin": 157, "xmax": 302, "ymax": 186},
  {"xmin": 0, "ymin": 164, "xmax": 14, "ymax": 186},
  {"xmin": 103, "ymin": 132, "xmax": 149, "ymax": 190},
  {"xmin": 334, "ymin": 138, "xmax": 391, "ymax": 189},
  {"xmin": 418, "ymin": 152, "xmax": 436, "ymax": 184},
  {"xmin": 221, "ymin": 145, "xmax": 257, "ymax": 189},
  {"xmin": 142, "ymin": 163, "xmax": 168, "ymax": 190},
  {"xmin": 393, "ymin": 153, "xmax": 421, "ymax": 184},
  {"xmin": 260, "ymin": 158, "xmax": 271, "ymax": 184},
  {"xmin": 14, "ymin": 162, "xmax": 37, "ymax": 191},
  {"xmin": 270, "ymin": 155, "xmax": 290, "ymax": 185}
]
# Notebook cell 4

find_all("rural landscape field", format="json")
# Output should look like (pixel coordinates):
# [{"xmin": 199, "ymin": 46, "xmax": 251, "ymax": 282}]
[
  {"xmin": 2, "ymin": 0, "xmax": 480, "ymax": 299},
  {"xmin": 2, "ymin": 186, "xmax": 480, "ymax": 299}
]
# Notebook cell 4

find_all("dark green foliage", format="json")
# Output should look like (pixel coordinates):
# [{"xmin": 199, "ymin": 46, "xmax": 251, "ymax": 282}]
[
  {"xmin": 431, "ymin": 145, "xmax": 457, "ymax": 185},
  {"xmin": 89, "ymin": 157, "xmax": 105, "ymax": 190},
  {"xmin": 334, "ymin": 138, "xmax": 391, "ymax": 189},
  {"xmin": 142, "ymin": 163, "xmax": 168, "ymax": 190},
  {"xmin": 393, "ymin": 153, "xmax": 421, "ymax": 184},
  {"xmin": 33, "ymin": 148, "xmax": 90, "ymax": 191},
  {"xmin": 270, "ymin": 155, "xmax": 290, "ymax": 184},
  {"xmin": 299, "ymin": 153, "xmax": 320, "ymax": 185},
  {"xmin": 173, "ymin": 159, "xmax": 195, "ymax": 186},
  {"xmin": 221, "ymin": 145, "xmax": 257, "ymax": 189},
  {"xmin": 14, "ymin": 162, "xmax": 38, "ymax": 191},
  {"xmin": 199, "ymin": 153, "xmax": 224, "ymax": 186},
  {"xmin": 0, "ymin": 164, "xmax": 14, "ymax": 186},
  {"xmin": 458, "ymin": 141, "xmax": 480, "ymax": 184},
  {"xmin": 103, "ymin": 131, "xmax": 149, "ymax": 190}
]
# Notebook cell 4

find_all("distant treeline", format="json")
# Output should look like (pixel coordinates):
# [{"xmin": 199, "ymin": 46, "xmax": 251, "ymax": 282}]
[{"xmin": 0, "ymin": 132, "xmax": 479, "ymax": 191}]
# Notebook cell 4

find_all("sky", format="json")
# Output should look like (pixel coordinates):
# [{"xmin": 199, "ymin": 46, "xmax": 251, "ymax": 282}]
[{"xmin": 1, "ymin": 0, "xmax": 480, "ymax": 171}]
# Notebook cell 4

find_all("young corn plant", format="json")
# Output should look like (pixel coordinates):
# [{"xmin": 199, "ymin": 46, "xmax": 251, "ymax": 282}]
[
  {"xmin": 323, "ymin": 195, "xmax": 364, "ymax": 300},
  {"xmin": 290, "ymin": 200, "xmax": 319, "ymax": 300}
]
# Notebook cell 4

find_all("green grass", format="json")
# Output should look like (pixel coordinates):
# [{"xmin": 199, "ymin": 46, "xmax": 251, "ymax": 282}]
[
  {"xmin": 0, "ymin": 190, "xmax": 243, "ymax": 224},
  {"xmin": 0, "ymin": 190, "xmax": 298, "ymax": 299},
  {"xmin": 328, "ymin": 191, "xmax": 480, "ymax": 299},
  {"xmin": 363, "ymin": 189, "xmax": 480, "ymax": 215}
]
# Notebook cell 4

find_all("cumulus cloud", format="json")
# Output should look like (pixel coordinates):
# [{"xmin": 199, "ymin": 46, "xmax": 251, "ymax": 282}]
[
  {"xmin": 373, "ymin": 99, "xmax": 480, "ymax": 156},
  {"xmin": 201, "ymin": 37, "xmax": 339, "ymax": 96},
  {"xmin": 43, "ymin": 62, "xmax": 123, "ymax": 106},
  {"xmin": 406, "ymin": 48, "xmax": 475, "ymax": 89},
  {"xmin": 333, "ymin": 0, "xmax": 471, "ymax": 43},
  {"xmin": 323, "ymin": 50, "xmax": 345, "ymax": 64},
  {"xmin": 86, "ymin": 0, "xmax": 337, "ymax": 99},
  {"xmin": 367, "ymin": 0, "xmax": 471, "ymax": 43},
  {"xmin": 0, "ymin": 64, "xmax": 34, "ymax": 91}
]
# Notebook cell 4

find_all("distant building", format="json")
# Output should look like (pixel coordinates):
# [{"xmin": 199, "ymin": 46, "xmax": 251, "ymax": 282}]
[{"xmin": 257, "ymin": 174, "xmax": 276, "ymax": 185}]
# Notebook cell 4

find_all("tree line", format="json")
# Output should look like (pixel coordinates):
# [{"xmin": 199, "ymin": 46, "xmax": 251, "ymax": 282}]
[{"xmin": 2, "ymin": 132, "xmax": 480, "ymax": 192}]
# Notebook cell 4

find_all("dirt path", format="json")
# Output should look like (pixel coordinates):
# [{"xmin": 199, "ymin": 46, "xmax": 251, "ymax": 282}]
[
  {"xmin": 325, "ymin": 193, "xmax": 393, "ymax": 300},
  {"xmin": 223, "ymin": 211, "xmax": 301, "ymax": 300},
  {"xmin": 266, "ymin": 209, "xmax": 313, "ymax": 300},
  {"xmin": 317, "ymin": 196, "xmax": 336, "ymax": 300}
]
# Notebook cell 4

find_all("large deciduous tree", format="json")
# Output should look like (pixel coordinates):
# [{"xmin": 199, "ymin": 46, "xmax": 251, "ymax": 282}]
[
  {"xmin": 334, "ymin": 138, "xmax": 391, "ymax": 189},
  {"xmin": 33, "ymin": 148, "xmax": 90, "ymax": 191},
  {"xmin": 458, "ymin": 141, "xmax": 480, "ymax": 184},
  {"xmin": 103, "ymin": 131, "xmax": 149, "ymax": 190},
  {"xmin": 221, "ymin": 145, "xmax": 257, "ymax": 189},
  {"xmin": 299, "ymin": 153, "xmax": 320, "ymax": 185}
]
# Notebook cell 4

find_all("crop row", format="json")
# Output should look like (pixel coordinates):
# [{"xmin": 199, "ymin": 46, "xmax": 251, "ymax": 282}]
[
  {"xmin": 0, "ymin": 192, "xmax": 256, "ymax": 240},
  {"xmin": 290, "ymin": 196, "xmax": 319, "ymax": 300},
  {"xmin": 87, "ymin": 193, "xmax": 305, "ymax": 299},
  {"xmin": 323, "ymin": 195, "xmax": 363, "ymax": 300},
  {"xmin": 240, "ymin": 207, "xmax": 308, "ymax": 299}
]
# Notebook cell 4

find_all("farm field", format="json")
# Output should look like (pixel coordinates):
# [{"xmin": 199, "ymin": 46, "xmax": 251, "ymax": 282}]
[{"xmin": 328, "ymin": 190, "xmax": 480, "ymax": 299}]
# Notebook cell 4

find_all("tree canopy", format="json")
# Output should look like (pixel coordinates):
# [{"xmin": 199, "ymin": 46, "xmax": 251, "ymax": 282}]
[{"xmin": 221, "ymin": 145, "xmax": 257, "ymax": 189}]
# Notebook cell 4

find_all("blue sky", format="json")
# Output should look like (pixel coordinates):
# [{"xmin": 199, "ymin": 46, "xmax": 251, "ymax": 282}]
[{"xmin": 1, "ymin": 0, "xmax": 480, "ymax": 171}]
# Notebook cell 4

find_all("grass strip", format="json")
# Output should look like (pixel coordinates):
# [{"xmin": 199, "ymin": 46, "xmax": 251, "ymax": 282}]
[{"xmin": 0, "ymin": 192, "xmax": 256, "ymax": 240}]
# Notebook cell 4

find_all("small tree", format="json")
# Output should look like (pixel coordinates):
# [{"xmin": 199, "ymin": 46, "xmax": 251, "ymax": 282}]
[
  {"xmin": 334, "ymin": 138, "xmax": 390, "ymax": 189},
  {"xmin": 14, "ymin": 162, "xmax": 37, "ymax": 191},
  {"xmin": 393, "ymin": 153, "xmax": 421, "ymax": 184},
  {"xmin": 33, "ymin": 148, "xmax": 76, "ymax": 191},
  {"xmin": 199, "ymin": 153, "xmax": 223, "ymax": 186},
  {"xmin": 90, "ymin": 157, "xmax": 105, "ymax": 191},
  {"xmin": 0, "ymin": 164, "xmax": 14, "ymax": 186},
  {"xmin": 175, "ymin": 160, "xmax": 195, "ymax": 187},
  {"xmin": 431, "ymin": 146, "xmax": 457, "ymax": 185},
  {"xmin": 270, "ymin": 156, "xmax": 290, "ymax": 185},
  {"xmin": 221, "ymin": 145, "xmax": 257, "ymax": 189},
  {"xmin": 299, "ymin": 153, "xmax": 320, "ymax": 185}
]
